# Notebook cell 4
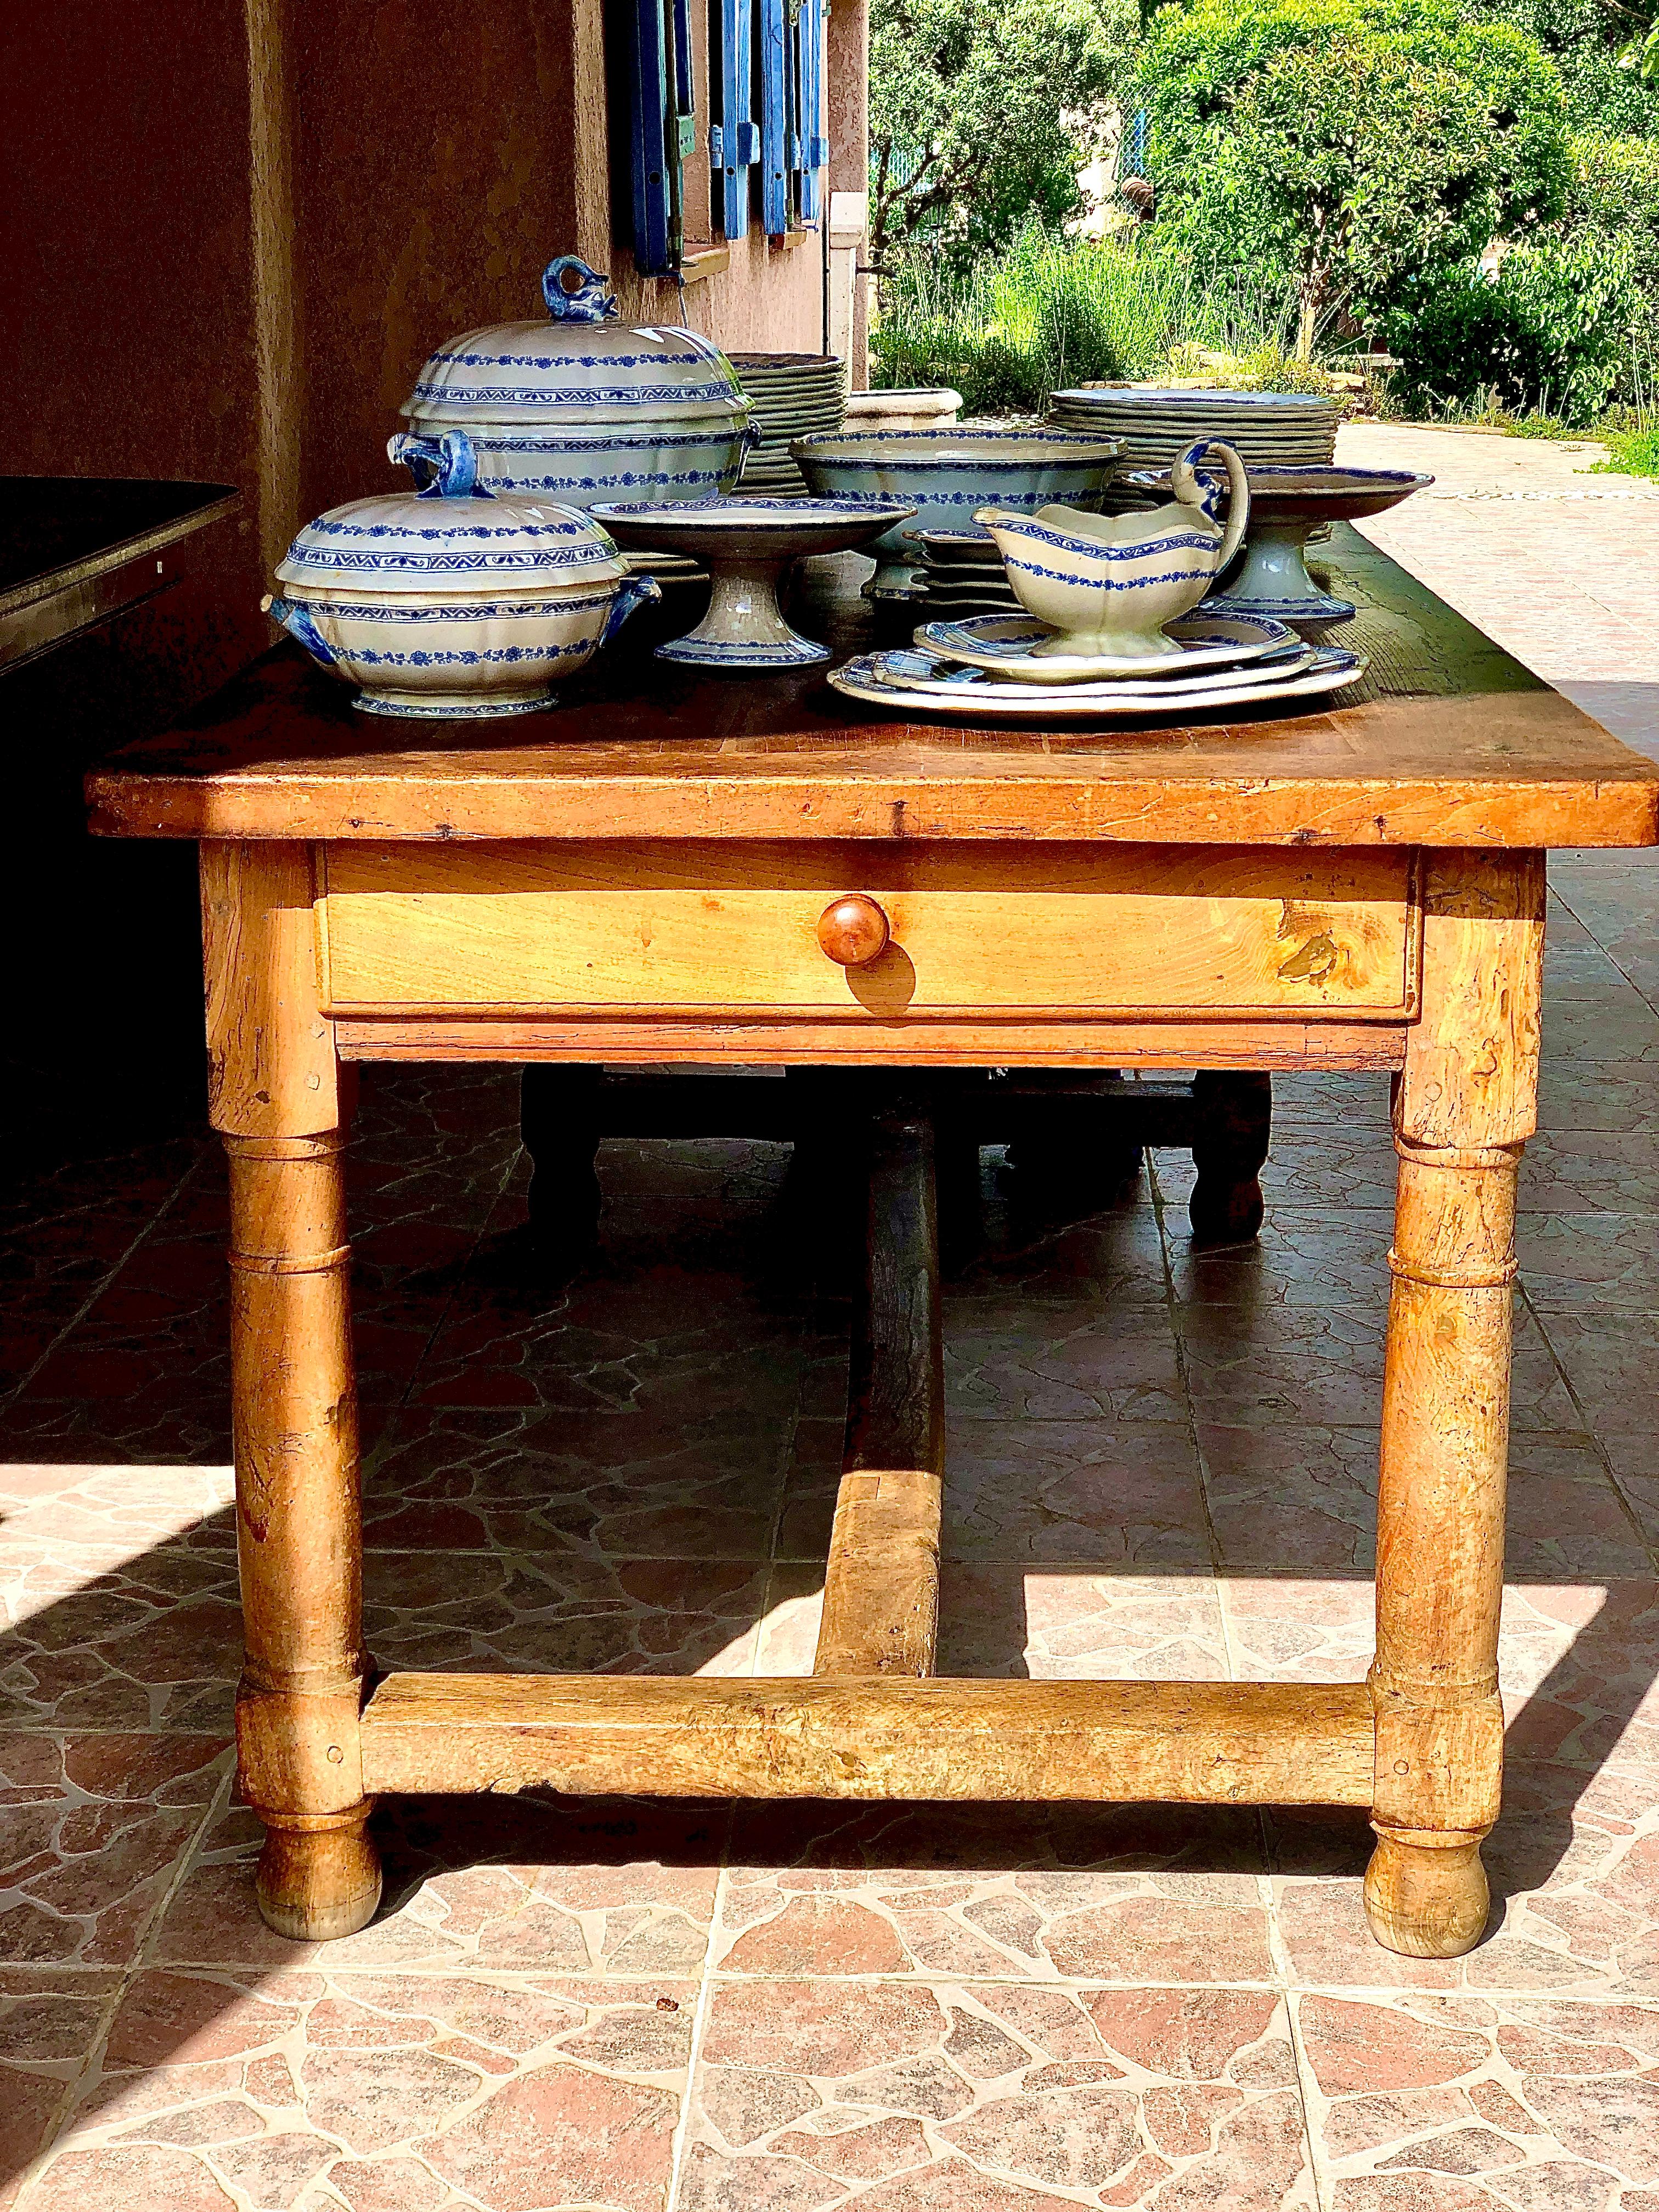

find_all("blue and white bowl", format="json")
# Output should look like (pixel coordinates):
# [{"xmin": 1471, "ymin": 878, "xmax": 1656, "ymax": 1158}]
[
  {"xmin": 262, "ymin": 431, "xmax": 659, "ymax": 719},
  {"xmin": 792, "ymin": 427, "xmax": 1120, "ymax": 595}
]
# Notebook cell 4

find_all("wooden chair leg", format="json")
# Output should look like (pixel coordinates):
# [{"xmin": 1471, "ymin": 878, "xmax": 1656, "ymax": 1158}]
[
  {"xmin": 520, "ymin": 1065, "xmax": 603, "ymax": 1251},
  {"xmin": 1188, "ymin": 1071, "xmax": 1272, "ymax": 1247}
]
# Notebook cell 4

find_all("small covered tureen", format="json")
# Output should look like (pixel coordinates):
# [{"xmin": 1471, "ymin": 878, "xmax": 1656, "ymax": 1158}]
[
  {"xmin": 263, "ymin": 430, "xmax": 659, "ymax": 719},
  {"xmin": 399, "ymin": 255, "xmax": 753, "ymax": 510}
]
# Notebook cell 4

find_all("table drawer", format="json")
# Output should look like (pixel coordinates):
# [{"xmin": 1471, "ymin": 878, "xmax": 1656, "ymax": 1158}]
[{"xmin": 318, "ymin": 842, "xmax": 1421, "ymax": 1022}]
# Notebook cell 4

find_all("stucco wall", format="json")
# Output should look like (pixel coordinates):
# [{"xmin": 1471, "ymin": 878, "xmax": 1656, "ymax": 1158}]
[{"xmin": 4, "ymin": 0, "xmax": 844, "ymax": 648}]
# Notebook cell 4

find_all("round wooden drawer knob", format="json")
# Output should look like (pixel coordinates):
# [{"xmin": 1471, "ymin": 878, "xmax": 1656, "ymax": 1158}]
[{"xmin": 817, "ymin": 894, "xmax": 890, "ymax": 968}]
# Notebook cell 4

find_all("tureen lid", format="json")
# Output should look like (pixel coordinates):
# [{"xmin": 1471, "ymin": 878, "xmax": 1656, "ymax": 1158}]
[
  {"xmin": 275, "ymin": 432, "xmax": 628, "ymax": 592},
  {"xmin": 402, "ymin": 255, "xmax": 749, "ymax": 426}
]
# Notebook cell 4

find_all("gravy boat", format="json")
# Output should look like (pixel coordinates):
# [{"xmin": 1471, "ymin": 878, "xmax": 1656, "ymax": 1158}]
[{"xmin": 975, "ymin": 438, "xmax": 1248, "ymax": 657}]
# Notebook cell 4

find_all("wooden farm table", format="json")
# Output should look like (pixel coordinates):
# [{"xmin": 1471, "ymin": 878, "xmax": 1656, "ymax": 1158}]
[{"xmin": 88, "ymin": 532, "xmax": 1659, "ymax": 1960}]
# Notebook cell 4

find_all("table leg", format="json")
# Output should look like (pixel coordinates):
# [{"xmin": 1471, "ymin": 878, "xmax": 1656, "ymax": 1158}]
[
  {"xmin": 203, "ymin": 843, "xmax": 379, "ymax": 1940},
  {"xmin": 520, "ymin": 1065, "xmax": 602, "ymax": 1251},
  {"xmin": 1188, "ymin": 1071, "xmax": 1272, "ymax": 1247},
  {"xmin": 1364, "ymin": 851, "xmax": 1543, "ymax": 1957}
]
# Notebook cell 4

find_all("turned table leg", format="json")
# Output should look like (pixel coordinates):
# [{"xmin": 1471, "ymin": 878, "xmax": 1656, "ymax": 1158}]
[
  {"xmin": 204, "ymin": 843, "xmax": 379, "ymax": 1940},
  {"xmin": 1188, "ymin": 1071, "xmax": 1272, "ymax": 1247},
  {"xmin": 1365, "ymin": 851, "xmax": 1543, "ymax": 1957}
]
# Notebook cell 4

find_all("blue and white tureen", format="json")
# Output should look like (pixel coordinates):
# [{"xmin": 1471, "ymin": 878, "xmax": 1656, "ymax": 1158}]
[
  {"xmin": 399, "ymin": 255, "xmax": 753, "ymax": 511},
  {"xmin": 262, "ymin": 430, "xmax": 660, "ymax": 719}
]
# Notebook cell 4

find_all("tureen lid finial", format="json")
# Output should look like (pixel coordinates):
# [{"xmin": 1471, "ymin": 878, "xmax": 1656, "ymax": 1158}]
[
  {"xmin": 386, "ymin": 430, "xmax": 491, "ymax": 500},
  {"xmin": 541, "ymin": 256, "xmax": 620, "ymax": 324}
]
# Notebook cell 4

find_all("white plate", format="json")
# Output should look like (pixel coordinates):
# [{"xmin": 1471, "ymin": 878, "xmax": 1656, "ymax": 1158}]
[
  {"xmin": 916, "ymin": 611, "xmax": 1297, "ymax": 683},
  {"xmin": 868, "ymin": 640, "xmax": 1316, "ymax": 701},
  {"xmin": 828, "ymin": 647, "xmax": 1365, "ymax": 721}
]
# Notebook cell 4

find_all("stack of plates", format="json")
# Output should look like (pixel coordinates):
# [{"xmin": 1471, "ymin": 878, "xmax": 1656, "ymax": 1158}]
[
  {"xmin": 731, "ymin": 353, "xmax": 848, "ymax": 494},
  {"xmin": 909, "ymin": 528, "xmax": 1021, "ymax": 617},
  {"xmin": 1047, "ymin": 386, "xmax": 1339, "ymax": 472},
  {"xmin": 620, "ymin": 547, "xmax": 708, "ymax": 588},
  {"xmin": 827, "ymin": 611, "xmax": 1367, "ymax": 724}
]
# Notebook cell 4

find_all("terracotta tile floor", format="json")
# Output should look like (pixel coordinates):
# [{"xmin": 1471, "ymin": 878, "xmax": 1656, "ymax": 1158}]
[{"xmin": 4, "ymin": 432, "xmax": 1659, "ymax": 2208}]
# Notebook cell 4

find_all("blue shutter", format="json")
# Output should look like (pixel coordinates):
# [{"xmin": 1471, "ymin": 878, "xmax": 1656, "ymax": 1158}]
[
  {"xmin": 624, "ymin": 0, "xmax": 697, "ymax": 274},
  {"xmin": 713, "ymin": 0, "xmax": 759, "ymax": 239},
  {"xmin": 759, "ymin": 0, "xmax": 791, "ymax": 235},
  {"xmin": 798, "ymin": 0, "xmax": 826, "ymax": 222},
  {"xmin": 625, "ymin": 0, "xmax": 672, "ymax": 273}
]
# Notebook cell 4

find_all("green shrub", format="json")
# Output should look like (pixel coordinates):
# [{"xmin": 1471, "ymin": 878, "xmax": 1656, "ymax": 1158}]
[
  {"xmin": 1593, "ymin": 423, "xmax": 1659, "ymax": 477},
  {"xmin": 1384, "ymin": 232, "xmax": 1636, "ymax": 424}
]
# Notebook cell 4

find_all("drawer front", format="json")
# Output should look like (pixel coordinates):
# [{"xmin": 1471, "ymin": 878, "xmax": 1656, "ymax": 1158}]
[{"xmin": 319, "ymin": 842, "xmax": 1421, "ymax": 1021}]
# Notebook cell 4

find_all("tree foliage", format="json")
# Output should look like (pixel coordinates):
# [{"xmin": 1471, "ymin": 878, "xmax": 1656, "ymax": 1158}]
[
  {"xmin": 1482, "ymin": 0, "xmax": 1659, "ymax": 132},
  {"xmin": 868, "ymin": 0, "xmax": 1138, "ymax": 263},
  {"xmin": 1136, "ymin": 0, "xmax": 1572, "ymax": 347}
]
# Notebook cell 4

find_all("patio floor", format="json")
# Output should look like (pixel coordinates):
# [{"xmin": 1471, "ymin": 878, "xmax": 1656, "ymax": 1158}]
[{"xmin": 3, "ymin": 424, "xmax": 1659, "ymax": 2211}]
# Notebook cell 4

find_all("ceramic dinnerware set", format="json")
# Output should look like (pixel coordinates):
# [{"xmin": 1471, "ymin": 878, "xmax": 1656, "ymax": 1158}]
[
  {"xmin": 263, "ymin": 255, "xmax": 743, "ymax": 715},
  {"xmin": 263, "ymin": 427, "xmax": 662, "ymax": 720},
  {"xmin": 732, "ymin": 353, "xmax": 849, "ymax": 494},
  {"xmin": 263, "ymin": 260, "xmax": 1380, "ymax": 724},
  {"xmin": 907, "ymin": 528, "xmax": 1024, "ymax": 618},
  {"xmin": 792, "ymin": 427, "xmax": 1123, "ymax": 597},
  {"xmin": 588, "ymin": 422, "xmax": 1123, "ymax": 669},
  {"xmin": 826, "ymin": 437, "xmax": 1367, "ymax": 724}
]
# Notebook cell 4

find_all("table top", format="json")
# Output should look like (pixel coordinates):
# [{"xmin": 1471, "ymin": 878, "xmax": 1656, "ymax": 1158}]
[
  {"xmin": 2, "ymin": 476, "xmax": 240, "ymax": 617},
  {"xmin": 88, "ymin": 527, "xmax": 1659, "ymax": 851}
]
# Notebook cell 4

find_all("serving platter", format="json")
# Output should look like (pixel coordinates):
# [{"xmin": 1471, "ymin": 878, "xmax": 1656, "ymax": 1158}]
[
  {"xmin": 868, "ymin": 639, "xmax": 1317, "ymax": 700},
  {"xmin": 914, "ymin": 610, "xmax": 1297, "ymax": 682},
  {"xmin": 828, "ymin": 645, "xmax": 1365, "ymax": 720}
]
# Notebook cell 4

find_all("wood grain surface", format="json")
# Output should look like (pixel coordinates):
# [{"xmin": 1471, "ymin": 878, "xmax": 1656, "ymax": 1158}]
[
  {"xmin": 357, "ymin": 1673, "xmax": 1378, "ymax": 1804},
  {"xmin": 317, "ymin": 840, "xmax": 1421, "ymax": 1020},
  {"xmin": 87, "ymin": 533, "xmax": 1658, "ymax": 850}
]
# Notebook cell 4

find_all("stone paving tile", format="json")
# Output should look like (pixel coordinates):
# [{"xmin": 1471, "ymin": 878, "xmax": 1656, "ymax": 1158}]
[
  {"xmin": 0, "ymin": 1733, "xmax": 228, "ymax": 1970},
  {"xmin": 757, "ymin": 1566, "xmax": 1233, "ymax": 1684},
  {"xmin": 684, "ymin": 1978, "xmax": 1316, "ymax": 2209},
  {"xmin": 1179, "ymin": 1300, "xmax": 1579, "ymax": 1436},
  {"xmin": 363, "ymin": 1406, "xmax": 795, "ymax": 1562},
  {"xmin": 1294, "ymin": 1989, "xmax": 1659, "ymax": 2207},
  {"xmin": 410, "ymin": 1262, "xmax": 809, "ymax": 1418},
  {"xmin": 0, "ymin": 1970, "xmax": 121, "ymax": 2212},
  {"xmin": 944, "ymin": 1312, "xmax": 1186, "ymax": 1424},
  {"xmin": 1518, "ymin": 1124, "xmax": 1659, "ymax": 1215},
  {"xmin": 1, "ymin": 1541, "xmax": 243, "ymax": 1732},
  {"xmin": 0, "ymin": 1136, "xmax": 200, "ymax": 1401},
  {"xmin": 32, "ymin": 1965, "xmax": 699, "ymax": 2212},
  {"xmin": 153, "ymin": 1792, "xmax": 729, "ymax": 1979},
  {"xmin": 361, "ymin": 1551, "xmax": 773, "ymax": 1681},
  {"xmin": 1166, "ymin": 1209, "xmax": 1394, "ymax": 1310}
]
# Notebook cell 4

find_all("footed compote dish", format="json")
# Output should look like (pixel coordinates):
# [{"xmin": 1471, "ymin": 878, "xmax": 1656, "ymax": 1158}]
[
  {"xmin": 590, "ymin": 495, "xmax": 916, "ymax": 669},
  {"xmin": 1122, "ymin": 462, "xmax": 1433, "ymax": 627}
]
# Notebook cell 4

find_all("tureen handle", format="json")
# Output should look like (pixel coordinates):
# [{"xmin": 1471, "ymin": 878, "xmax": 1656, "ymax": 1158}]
[
  {"xmin": 541, "ymin": 256, "xmax": 620, "ymax": 323},
  {"xmin": 599, "ymin": 573, "xmax": 664, "ymax": 648},
  {"xmin": 261, "ymin": 594, "xmax": 337, "ymax": 668},
  {"xmin": 387, "ymin": 430, "xmax": 488, "ymax": 500}
]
